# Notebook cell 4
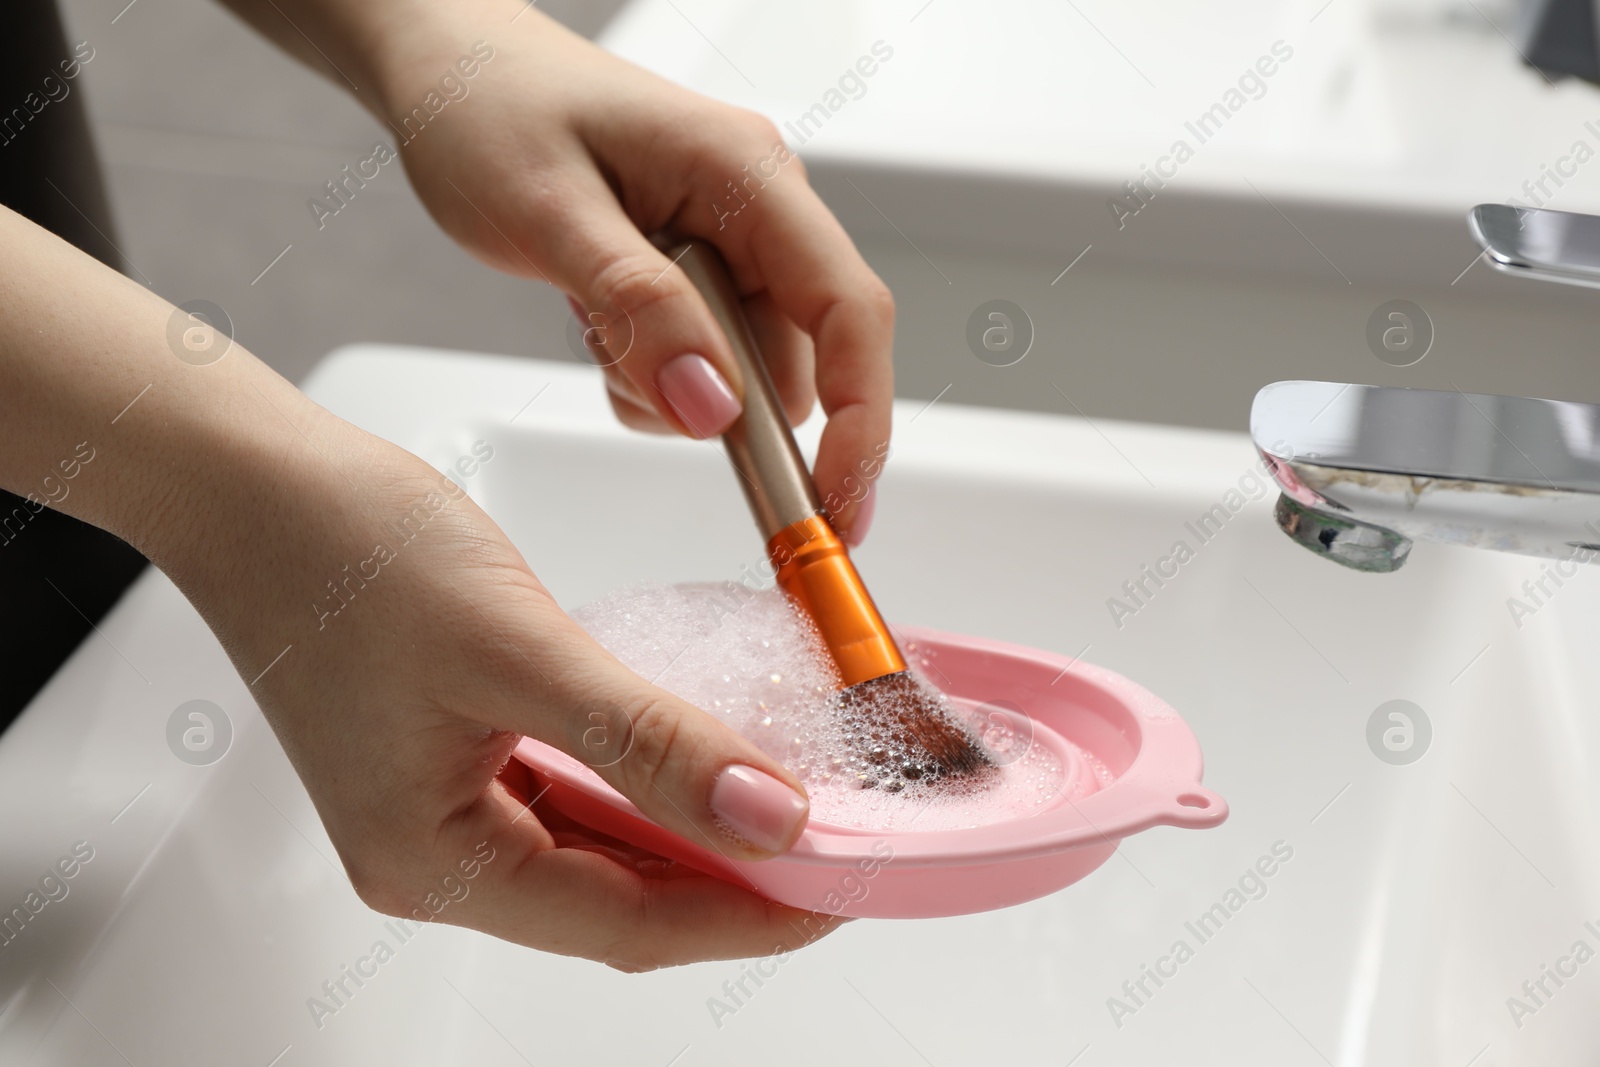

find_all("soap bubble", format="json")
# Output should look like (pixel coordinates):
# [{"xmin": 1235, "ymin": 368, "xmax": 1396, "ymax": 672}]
[
  {"xmin": 973, "ymin": 698, "xmax": 1035, "ymax": 766},
  {"xmin": 573, "ymin": 582, "xmax": 1071, "ymax": 831}
]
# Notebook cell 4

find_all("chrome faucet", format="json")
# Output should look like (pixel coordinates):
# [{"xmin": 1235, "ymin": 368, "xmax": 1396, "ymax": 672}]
[{"xmin": 1250, "ymin": 204, "xmax": 1600, "ymax": 572}]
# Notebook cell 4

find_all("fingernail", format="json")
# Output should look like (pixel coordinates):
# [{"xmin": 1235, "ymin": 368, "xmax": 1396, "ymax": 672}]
[
  {"xmin": 843, "ymin": 490, "xmax": 877, "ymax": 548},
  {"xmin": 710, "ymin": 764, "xmax": 809, "ymax": 853},
  {"xmin": 656, "ymin": 354, "xmax": 741, "ymax": 438}
]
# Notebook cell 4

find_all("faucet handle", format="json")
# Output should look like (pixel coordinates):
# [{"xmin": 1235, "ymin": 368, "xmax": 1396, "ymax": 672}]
[{"xmin": 1470, "ymin": 203, "xmax": 1600, "ymax": 291}]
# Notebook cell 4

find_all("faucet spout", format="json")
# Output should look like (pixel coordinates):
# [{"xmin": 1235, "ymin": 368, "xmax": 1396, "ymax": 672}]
[
  {"xmin": 1251, "ymin": 381, "xmax": 1600, "ymax": 571},
  {"xmin": 1273, "ymin": 494, "xmax": 1413, "ymax": 573},
  {"xmin": 1250, "ymin": 205, "xmax": 1600, "ymax": 572}
]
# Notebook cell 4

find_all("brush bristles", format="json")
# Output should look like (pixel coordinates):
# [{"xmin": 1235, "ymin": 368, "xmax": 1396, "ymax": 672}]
[{"xmin": 836, "ymin": 671, "xmax": 994, "ymax": 789}]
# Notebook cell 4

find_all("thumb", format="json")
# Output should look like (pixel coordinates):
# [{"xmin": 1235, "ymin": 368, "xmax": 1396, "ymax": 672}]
[{"xmin": 489, "ymin": 608, "xmax": 812, "ymax": 860}]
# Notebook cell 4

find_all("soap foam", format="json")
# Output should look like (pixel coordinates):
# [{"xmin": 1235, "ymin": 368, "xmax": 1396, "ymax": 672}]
[{"xmin": 572, "ymin": 581, "xmax": 1074, "ymax": 832}]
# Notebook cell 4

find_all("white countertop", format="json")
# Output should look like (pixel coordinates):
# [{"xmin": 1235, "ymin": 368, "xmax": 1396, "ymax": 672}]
[
  {"xmin": 603, "ymin": 0, "xmax": 1600, "ymax": 214},
  {"xmin": 599, "ymin": 0, "xmax": 1600, "ymax": 288}
]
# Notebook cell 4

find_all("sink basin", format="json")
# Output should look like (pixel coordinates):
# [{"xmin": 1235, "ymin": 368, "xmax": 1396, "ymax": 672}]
[{"xmin": 3, "ymin": 344, "xmax": 1597, "ymax": 1065}]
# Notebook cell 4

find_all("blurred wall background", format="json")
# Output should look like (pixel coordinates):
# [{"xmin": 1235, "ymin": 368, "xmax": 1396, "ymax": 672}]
[
  {"xmin": 53, "ymin": 0, "xmax": 1600, "ymax": 436},
  {"xmin": 56, "ymin": 0, "xmax": 626, "ymax": 386}
]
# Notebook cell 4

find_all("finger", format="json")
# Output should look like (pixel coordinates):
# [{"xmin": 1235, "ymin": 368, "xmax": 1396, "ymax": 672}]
[
  {"xmin": 603, "ymin": 373, "xmax": 672, "ymax": 435},
  {"xmin": 500, "ymin": 758, "xmax": 674, "ymax": 865},
  {"xmin": 463, "ymin": 585, "xmax": 814, "ymax": 861},
  {"xmin": 587, "ymin": 291, "xmax": 812, "ymax": 434},
  {"xmin": 567, "ymin": 294, "xmax": 674, "ymax": 430},
  {"xmin": 449, "ymin": 786, "xmax": 846, "ymax": 969},
  {"xmin": 743, "ymin": 290, "xmax": 815, "ymax": 428},
  {"xmin": 533, "ymin": 167, "xmax": 749, "ymax": 440},
  {"xmin": 680, "ymin": 158, "xmax": 894, "ymax": 545}
]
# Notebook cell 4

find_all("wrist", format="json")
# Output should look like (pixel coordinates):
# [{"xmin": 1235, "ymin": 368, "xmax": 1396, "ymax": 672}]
[
  {"xmin": 135, "ymin": 372, "xmax": 440, "ymax": 679},
  {"xmin": 120, "ymin": 363, "xmax": 333, "ymax": 586},
  {"xmin": 348, "ymin": 0, "xmax": 533, "ymax": 129}
]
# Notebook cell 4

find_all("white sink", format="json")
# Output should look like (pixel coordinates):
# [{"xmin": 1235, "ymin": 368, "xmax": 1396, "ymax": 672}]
[{"xmin": 2, "ymin": 345, "xmax": 1597, "ymax": 1065}]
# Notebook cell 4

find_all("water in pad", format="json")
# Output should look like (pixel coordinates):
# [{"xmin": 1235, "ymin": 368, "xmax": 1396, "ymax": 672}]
[{"xmin": 573, "ymin": 582, "xmax": 1077, "ymax": 832}]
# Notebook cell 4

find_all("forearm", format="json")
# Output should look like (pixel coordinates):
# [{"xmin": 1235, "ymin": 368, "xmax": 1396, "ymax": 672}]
[
  {"xmin": 213, "ymin": 0, "xmax": 538, "ymax": 119},
  {"xmin": 0, "ymin": 204, "xmax": 328, "ymax": 585}
]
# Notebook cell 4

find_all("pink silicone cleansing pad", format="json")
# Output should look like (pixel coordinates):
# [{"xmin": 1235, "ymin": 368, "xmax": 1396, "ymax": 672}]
[{"xmin": 510, "ymin": 626, "xmax": 1226, "ymax": 918}]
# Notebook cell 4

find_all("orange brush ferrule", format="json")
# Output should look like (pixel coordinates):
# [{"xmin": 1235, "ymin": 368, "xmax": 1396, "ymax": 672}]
[{"xmin": 767, "ymin": 515, "xmax": 907, "ymax": 688}]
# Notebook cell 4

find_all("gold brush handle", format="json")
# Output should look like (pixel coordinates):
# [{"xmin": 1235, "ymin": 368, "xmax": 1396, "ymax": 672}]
[
  {"xmin": 667, "ymin": 239, "xmax": 822, "ymax": 539},
  {"xmin": 667, "ymin": 238, "xmax": 906, "ymax": 687}
]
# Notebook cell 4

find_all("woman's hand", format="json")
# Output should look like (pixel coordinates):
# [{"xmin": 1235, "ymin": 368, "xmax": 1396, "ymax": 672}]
[
  {"xmin": 169, "ymin": 394, "xmax": 841, "ymax": 969},
  {"xmin": 0, "ymin": 205, "xmax": 840, "ymax": 968},
  {"xmin": 359, "ymin": 1, "xmax": 894, "ymax": 542},
  {"xmin": 9, "ymin": 0, "xmax": 900, "ymax": 967}
]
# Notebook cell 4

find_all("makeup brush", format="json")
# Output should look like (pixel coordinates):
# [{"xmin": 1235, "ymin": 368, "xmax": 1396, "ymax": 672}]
[{"xmin": 669, "ymin": 238, "xmax": 993, "ymax": 790}]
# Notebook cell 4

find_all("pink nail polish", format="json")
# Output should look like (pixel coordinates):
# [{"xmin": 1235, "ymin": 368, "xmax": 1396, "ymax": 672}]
[
  {"xmin": 656, "ymin": 354, "xmax": 741, "ymax": 438},
  {"xmin": 710, "ymin": 765, "xmax": 809, "ymax": 853},
  {"xmin": 843, "ymin": 489, "xmax": 877, "ymax": 548}
]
